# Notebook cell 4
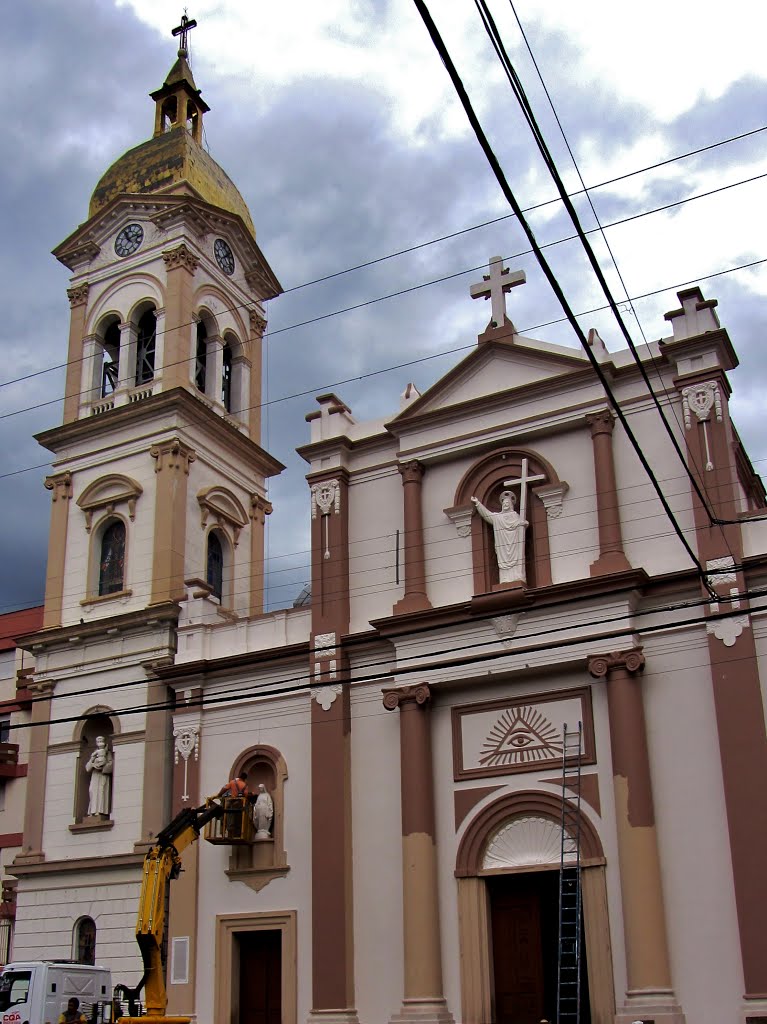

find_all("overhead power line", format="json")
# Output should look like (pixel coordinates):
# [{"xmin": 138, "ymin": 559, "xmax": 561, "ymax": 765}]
[
  {"xmin": 7, "ymin": 591, "xmax": 767, "ymax": 733},
  {"xmin": 1, "ymin": 251, "xmax": 765, "ymax": 488},
  {"xmin": 0, "ymin": 128, "xmax": 765, "ymax": 397},
  {"xmin": 412, "ymin": 0, "xmax": 718, "ymax": 595},
  {"xmin": 0, "ymin": 167, "xmax": 764, "ymax": 434},
  {"xmin": 483, "ymin": 0, "xmax": 733, "ymax": 556}
]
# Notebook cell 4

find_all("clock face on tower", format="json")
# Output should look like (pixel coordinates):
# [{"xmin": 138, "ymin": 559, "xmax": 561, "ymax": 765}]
[
  {"xmin": 114, "ymin": 223, "xmax": 144, "ymax": 258},
  {"xmin": 214, "ymin": 238, "xmax": 235, "ymax": 276}
]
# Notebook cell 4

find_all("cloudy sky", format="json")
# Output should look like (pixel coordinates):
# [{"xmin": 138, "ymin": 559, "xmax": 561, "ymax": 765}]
[{"xmin": 2, "ymin": 0, "xmax": 766, "ymax": 614}]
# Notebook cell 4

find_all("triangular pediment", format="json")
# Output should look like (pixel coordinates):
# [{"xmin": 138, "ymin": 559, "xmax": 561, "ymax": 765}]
[{"xmin": 391, "ymin": 332, "xmax": 589, "ymax": 425}]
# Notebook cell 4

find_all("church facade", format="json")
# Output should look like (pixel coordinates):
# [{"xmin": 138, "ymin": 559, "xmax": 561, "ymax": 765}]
[{"xmin": 7, "ymin": 24, "xmax": 767, "ymax": 1024}]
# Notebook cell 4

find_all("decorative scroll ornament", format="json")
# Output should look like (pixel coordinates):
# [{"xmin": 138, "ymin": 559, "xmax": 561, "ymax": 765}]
[
  {"xmin": 588, "ymin": 648, "xmax": 645, "ymax": 679},
  {"xmin": 311, "ymin": 480, "xmax": 341, "ymax": 560},
  {"xmin": 444, "ymin": 505, "xmax": 473, "ymax": 538},
  {"xmin": 706, "ymin": 611, "xmax": 749, "ymax": 647},
  {"xmin": 311, "ymin": 683, "xmax": 342, "ymax": 711},
  {"xmin": 173, "ymin": 724, "xmax": 200, "ymax": 803},
  {"xmin": 491, "ymin": 613, "xmax": 521, "ymax": 647},
  {"xmin": 705, "ymin": 557, "xmax": 750, "ymax": 646},
  {"xmin": 314, "ymin": 632, "xmax": 336, "ymax": 656},
  {"xmin": 681, "ymin": 381, "xmax": 722, "ymax": 471},
  {"xmin": 533, "ymin": 481, "xmax": 569, "ymax": 519},
  {"xmin": 382, "ymin": 683, "xmax": 432, "ymax": 710}
]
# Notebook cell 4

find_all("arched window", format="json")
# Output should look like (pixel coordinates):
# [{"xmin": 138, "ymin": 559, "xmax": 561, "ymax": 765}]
[
  {"xmin": 195, "ymin": 320, "xmax": 208, "ymax": 393},
  {"xmin": 74, "ymin": 917, "xmax": 96, "ymax": 965},
  {"xmin": 207, "ymin": 531, "xmax": 224, "ymax": 600},
  {"xmin": 99, "ymin": 520, "xmax": 126, "ymax": 596},
  {"xmin": 135, "ymin": 309, "xmax": 156, "ymax": 386},
  {"xmin": 161, "ymin": 97, "xmax": 177, "ymax": 133},
  {"xmin": 222, "ymin": 340, "xmax": 233, "ymax": 412},
  {"xmin": 101, "ymin": 321, "xmax": 120, "ymax": 397}
]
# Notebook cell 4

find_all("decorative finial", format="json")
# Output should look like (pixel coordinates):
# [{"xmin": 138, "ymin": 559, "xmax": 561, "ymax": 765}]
[{"xmin": 172, "ymin": 12, "xmax": 197, "ymax": 59}]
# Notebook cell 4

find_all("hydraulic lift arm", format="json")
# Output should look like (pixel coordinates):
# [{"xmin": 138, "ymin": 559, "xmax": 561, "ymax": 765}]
[{"xmin": 123, "ymin": 802, "xmax": 223, "ymax": 1020}]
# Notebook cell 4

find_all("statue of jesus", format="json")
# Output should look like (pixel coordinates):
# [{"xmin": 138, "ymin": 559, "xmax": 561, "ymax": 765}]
[{"xmin": 471, "ymin": 490, "xmax": 528, "ymax": 584}]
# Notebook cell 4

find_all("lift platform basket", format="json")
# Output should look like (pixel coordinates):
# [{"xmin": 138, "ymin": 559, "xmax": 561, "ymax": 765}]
[{"xmin": 203, "ymin": 797, "xmax": 254, "ymax": 845}]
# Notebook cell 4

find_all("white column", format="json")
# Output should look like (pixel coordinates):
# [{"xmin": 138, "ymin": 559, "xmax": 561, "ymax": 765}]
[
  {"xmin": 80, "ymin": 334, "xmax": 100, "ymax": 414},
  {"xmin": 207, "ymin": 334, "xmax": 224, "ymax": 406},
  {"xmin": 115, "ymin": 321, "xmax": 137, "ymax": 406},
  {"xmin": 231, "ymin": 354, "xmax": 248, "ymax": 423},
  {"xmin": 152, "ymin": 307, "xmax": 166, "ymax": 387}
]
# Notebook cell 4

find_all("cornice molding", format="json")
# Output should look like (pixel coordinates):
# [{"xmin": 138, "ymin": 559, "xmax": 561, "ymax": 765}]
[{"xmin": 34, "ymin": 387, "xmax": 286, "ymax": 478}]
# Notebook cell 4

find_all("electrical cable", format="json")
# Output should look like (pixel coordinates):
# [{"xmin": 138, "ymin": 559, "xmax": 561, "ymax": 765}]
[
  {"xmin": 2, "ymin": 170, "xmax": 765, "ymax": 430},
  {"xmin": 489, "ymin": 0, "xmax": 735, "ymax": 549},
  {"xmin": 412, "ymin": 0, "xmax": 716, "ymax": 594},
  {"xmin": 7, "ymin": 590, "xmax": 767, "ymax": 733},
  {"xmin": 1, "ymin": 128, "xmax": 765, "ymax": 395},
  {"xmin": 0, "ymin": 458, "xmax": 741, "ymax": 622}
]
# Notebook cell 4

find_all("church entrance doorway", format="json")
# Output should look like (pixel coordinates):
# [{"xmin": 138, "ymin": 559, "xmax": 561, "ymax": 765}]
[
  {"xmin": 487, "ymin": 870, "xmax": 590, "ymax": 1024},
  {"xmin": 236, "ymin": 929, "xmax": 281, "ymax": 1024}
]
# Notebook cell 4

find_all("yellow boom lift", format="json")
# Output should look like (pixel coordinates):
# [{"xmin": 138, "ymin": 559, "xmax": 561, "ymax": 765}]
[{"xmin": 116, "ymin": 801, "xmax": 225, "ymax": 1024}]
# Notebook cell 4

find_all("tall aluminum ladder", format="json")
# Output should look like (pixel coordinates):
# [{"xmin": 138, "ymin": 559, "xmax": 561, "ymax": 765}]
[{"xmin": 556, "ymin": 721, "xmax": 583, "ymax": 1024}]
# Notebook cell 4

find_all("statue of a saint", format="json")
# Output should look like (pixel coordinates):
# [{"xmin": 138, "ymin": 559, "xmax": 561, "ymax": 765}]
[
  {"xmin": 85, "ymin": 736, "xmax": 113, "ymax": 817},
  {"xmin": 471, "ymin": 490, "xmax": 528, "ymax": 583},
  {"xmin": 253, "ymin": 783, "xmax": 274, "ymax": 838}
]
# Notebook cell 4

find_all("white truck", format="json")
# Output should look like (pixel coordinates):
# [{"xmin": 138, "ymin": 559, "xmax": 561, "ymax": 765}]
[{"xmin": 0, "ymin": 961, "xmax": 112, "ymax": 1024}]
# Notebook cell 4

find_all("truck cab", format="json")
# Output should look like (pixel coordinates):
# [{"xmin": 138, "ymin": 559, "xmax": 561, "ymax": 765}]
[{"xmin": 0, "ymin": 961, "xmax": 112, "ymax": 1024}]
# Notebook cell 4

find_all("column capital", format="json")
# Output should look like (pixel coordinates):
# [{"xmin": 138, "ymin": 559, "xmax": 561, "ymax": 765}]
[
  {"xmin": 162, "ymin": 243, "xmax": 199, "ymax": 274},
  {"xmin": 586, "ymin": 408, "xmax": 615, "ymax": 436},
  {"xmin": 248, "ymin": 308, "xmax": 267, "ymax": 336},
  {"xmin": 588, "ymin": 648, "xmax": 645, "ymax": 679},
  {"xmin": 399, "ymin": 460, "xmax": 425, "ymax": 484},
  {"xmin": 66, "ymin": 283, "xmax": 89, "ymax": 307},
  {"xmin": 382, "ymin": 683, "xmax": 432, "ymax": 711},
  {"xmin": 44, "ymin": 471, "xmax": 73, "ymax": 502}
]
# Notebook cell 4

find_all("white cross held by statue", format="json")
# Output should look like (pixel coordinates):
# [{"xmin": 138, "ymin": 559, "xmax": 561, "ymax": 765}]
[
  {"xmin": 504, "ymin": 457, "xmax": 546, "ymax": 524},
  {"xmin": 470, "ymin": 256, "xmax": 526, "ymax": 330}
]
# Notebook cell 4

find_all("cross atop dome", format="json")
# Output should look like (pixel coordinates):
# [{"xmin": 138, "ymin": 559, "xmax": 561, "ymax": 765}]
[
  {"xmin": 470, "ymin": 256, "xmax": 526, "ymax": 332},
  {"xmin": 172, "ymin": 12, "xmax": 198, "ymax": 59}
]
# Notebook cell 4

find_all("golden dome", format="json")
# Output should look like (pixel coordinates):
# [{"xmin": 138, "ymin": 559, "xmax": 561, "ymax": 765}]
[
  {"xmin": 88, "ymin": 51, "xmax": 255, "ymax": 237},
  {"xmin": 88, "ymin": 128, "xmax": 256, "ymax": 237}
]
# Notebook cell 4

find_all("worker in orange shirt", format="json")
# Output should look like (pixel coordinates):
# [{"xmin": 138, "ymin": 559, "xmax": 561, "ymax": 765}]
[{"xmin": 217, "ymin": 771, "xmax": 250, "ymax": 838}]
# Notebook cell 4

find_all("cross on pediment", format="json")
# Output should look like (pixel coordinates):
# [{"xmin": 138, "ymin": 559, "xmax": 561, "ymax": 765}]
[
  {"xmin": 470, "ymin": 256, "xmax": 526, "ymax": 331},
  {"xmin": 172, "ymin": 13, "xmax": 198, "ymax": 56}
]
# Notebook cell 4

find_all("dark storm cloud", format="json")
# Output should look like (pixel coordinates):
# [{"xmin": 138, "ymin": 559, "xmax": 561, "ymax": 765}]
[{"xmin": 1, "ymin": 2, "xmax": 765, "ymax": 612}]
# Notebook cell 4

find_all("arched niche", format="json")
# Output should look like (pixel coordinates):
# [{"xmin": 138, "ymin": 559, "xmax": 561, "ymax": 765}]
[
  {"xmin": 73, "ymin": 709, "xmax": 118, "ymax": 826},
  {"xmin": 226, "ymin": 745, "xmax": 289, "ymax": 892},
  {"xmin": 454, "ymin": 448, "xmax": 564, "ymax": 592}
]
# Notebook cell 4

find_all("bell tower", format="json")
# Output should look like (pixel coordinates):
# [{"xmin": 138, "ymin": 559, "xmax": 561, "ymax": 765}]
[{"xmin": 37, "ymin": 16, "xmax": 284, "ymax": 630}]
